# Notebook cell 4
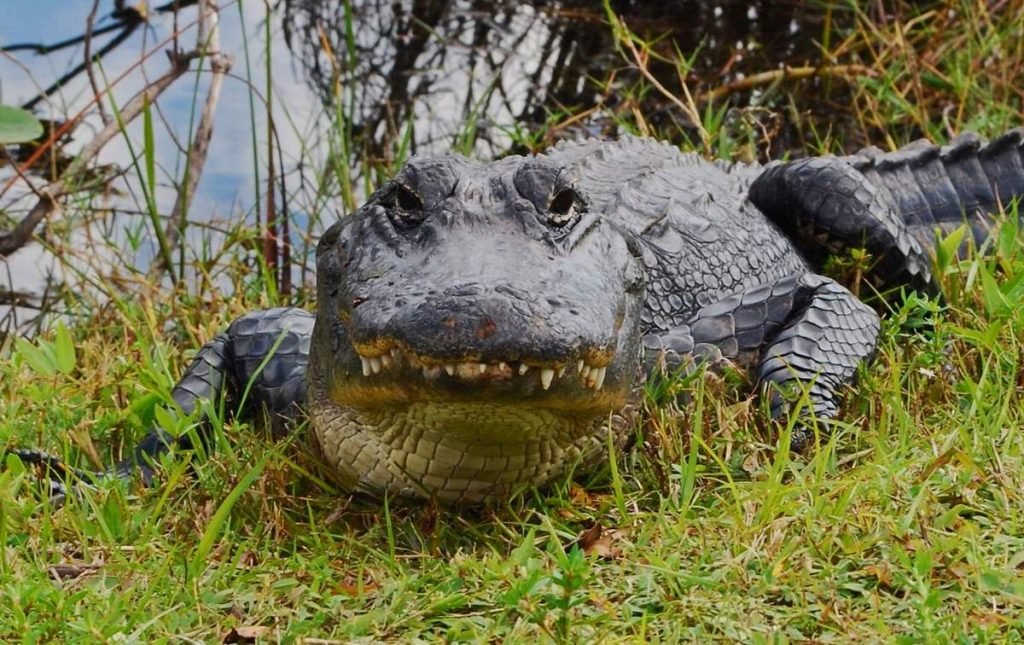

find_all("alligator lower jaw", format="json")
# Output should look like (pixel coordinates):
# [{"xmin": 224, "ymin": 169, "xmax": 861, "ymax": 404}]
[
  {"xmin": 308, "ymin": 361, "xmax": 643, "ymax": 502},
  {"xmin": 328, "ymin": 383, "xmax": 629, "ymax": 415}
]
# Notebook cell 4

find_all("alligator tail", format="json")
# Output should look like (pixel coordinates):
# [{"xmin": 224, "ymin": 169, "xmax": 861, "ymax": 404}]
[
  {"xmin": 843, "ymin": 127, "xmax": 1024, "ymax": 254},
  {"xmin": 6, "ymin": 307, "xmax": 313, "ymax": 502},
  {"xmin": 111, "ymin": 333, "xmax": 234, "ymax": 482}
]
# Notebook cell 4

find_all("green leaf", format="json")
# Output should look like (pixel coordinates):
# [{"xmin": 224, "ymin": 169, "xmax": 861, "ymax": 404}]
[
  {"xmin": 934, "ymin": 224, "xmax": 967, "ymax": 276},
  {"xmin": 189, "ymin": 455, "xmax": 267, "ymax": 577},
  {"xmin": 13, "ymin": 336, "xmax": 56, "ymax": 376},
  {"xmin": 52, "ymin": 322, "xmax": 77, "ymax": 375},
  {"xmin": 129, "ymin": 392, "xmax": 164, "ymax": 427},
  {"xmin": 511, "ymin": 528, "xmax": 538, "ymax": 567},
  {"xmin": 996, "ymin": 214, "xmax": 1020, "ymax": 262},
  {"xmin": 142, "ymin": 98, "xmax": 156, "ymax": 202},
  {"xmin": 152, "ymin": 404, "xmax": 178, "ymax": 435},
  {"xmin": 979, "ymin": 264, "xmax": 1010, "ymax": 318},
  {"xmin": 0, "ymin": 105, "xmax": 43, "ymax": 144}
]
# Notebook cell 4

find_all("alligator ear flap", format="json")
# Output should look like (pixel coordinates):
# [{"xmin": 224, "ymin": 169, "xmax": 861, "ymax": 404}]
[
  {"xmin": 513, "ymin": 158, "xmax": 565, "ymax": 212},
  {"xmin": 395, "ymin": 156, "xmax": 460, "ymax": 207}
]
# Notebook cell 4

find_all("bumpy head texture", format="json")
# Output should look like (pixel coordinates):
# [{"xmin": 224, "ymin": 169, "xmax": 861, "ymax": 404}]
[{"xmin": 309, "ymin": 154, "xmax": 646, "ymax": 502}]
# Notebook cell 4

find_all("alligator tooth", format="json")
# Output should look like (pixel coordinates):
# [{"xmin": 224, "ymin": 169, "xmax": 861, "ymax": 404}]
[
  {"xmin": 360, "ymin": 357, "xmax": 371, "ymax": 376},
  {"xmin": 519, "ymin": 364, "xmax": 530, "ymax": 375},
  {"xmin": 369, "ymin": 357, "xmax": 383, "ymax": 374},
  {"xmin": 391, "ymin": 348, "xmax": 400, "ymax": 359},
  {"xmin": 478, "ymin": 363, "xmax": 487, "ymax": 374},
  {"xmin": 576, "ymin": 359, "xmax": 584, "ymax": 374},
  {"xmin": 499, "ymin": 362, "xmax": 507, "ymax": 371},
  {"xmin": 556, "ymin": 366, "xmax": 566, "ymax": 378},
  {"xmin": 540, "ymin": 368, "xmax": 555, "ymax": 390},
  {"xmin": 444, "ymin": 364, "xmax": 455, "ymax": 376},
  {"xmin": 592, "ymin": 367, "xmax": 607, "ymax": 391},
  {"xmin": 380, "ymin": 353, "xmax": 392, "ymax": 368},
  {"xmin": 581, "ymin": 364, "xmax": 591, "ymax": 379}
]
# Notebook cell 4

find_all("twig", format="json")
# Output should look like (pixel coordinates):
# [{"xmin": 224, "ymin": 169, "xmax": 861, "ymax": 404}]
[
  {"xmin": 8, "ymin": 1, "xmax": 202, "ymax": 112},
  {"xmin": 151, "ymin": 0, "xmax": 232, "ymax": 279},
  {"xmin": 0, "ymin": 10, "xmax": 208, "ymax": 202},
  {"xmin": 0, "ymin": 22, "xmax": 126, "ymax": 54},
  {"xmin": 22, "ymin": 21, "xmax": 143, "ymax": 111},
  {"xmin": 611, "ymin": 12, "xmax": 710, "ymax": 152},
  {"xmin": 0, "ymin": 53, "xmax": 194, "ymax": 257},
  {"xmin": 84, "ymin": 0, "xmax": 112, "ymax": 127},
  {"xmin": 701, "ymin": 64, "xmax": 877, "ymax": 103},
  {"xmin": 0, "ymin": 1, "xmax": 200, "ymax": 54}
]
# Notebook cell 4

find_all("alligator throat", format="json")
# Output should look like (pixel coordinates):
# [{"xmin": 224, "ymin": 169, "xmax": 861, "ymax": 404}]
[{"xmin": 309, "ymin": 370, "xmax": 638, "ymax": 503}]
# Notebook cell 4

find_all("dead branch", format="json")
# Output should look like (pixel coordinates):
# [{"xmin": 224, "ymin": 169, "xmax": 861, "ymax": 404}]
[
  {"xmin": 611, "ymin": 13, "xmax": 710, "ymax": 152},
  {"xmin": 7, "ymin": 1, "xmax": 201, "ymax": 112},
  {"xmin": 701, "ymin": 65, "xmax": 877, "ymax": 104},
  {"xmin": 151, "ymin": 0, "xmax": 233, "ymax": 279},
  {"xmin": 21, "ymin": 20, "xmax": 143, "ymax": 112}
]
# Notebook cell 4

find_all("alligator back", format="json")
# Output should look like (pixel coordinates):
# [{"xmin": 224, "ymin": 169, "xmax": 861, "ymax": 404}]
[{"xmin": 547, "ymin": 137, "xmax": 808, "ymax": 329}]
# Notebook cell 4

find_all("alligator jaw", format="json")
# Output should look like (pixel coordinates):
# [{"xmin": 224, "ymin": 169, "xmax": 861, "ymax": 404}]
[
  {"xmin": 349, "ymin": 342, "xmax": 612, "ymax": 391},
  {"xmin": 328, "ymin": 341, "xmax": 631, "ymax": 414}
]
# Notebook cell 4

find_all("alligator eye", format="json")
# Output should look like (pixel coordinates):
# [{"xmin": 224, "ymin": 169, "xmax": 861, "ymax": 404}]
[
  {"xmin": 396, "ymin": 184, "xmax": 424, "ymax": 211},
  {"xmin": 385, "ymin": 182, "xmax": 426, "ymax": 229},
  {"xmin": 548, "ymin": 187, "xmax": 578, "ymax": 227}
]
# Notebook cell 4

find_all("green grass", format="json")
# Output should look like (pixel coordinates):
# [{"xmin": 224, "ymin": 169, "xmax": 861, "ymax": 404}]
[
  {"xmin": 3, "ymin": 247, "xmax": 1024, "ymax": 641},
  {"xmin": 3, "ymin": 0, "xmax": 1024, "ymax": 641}
]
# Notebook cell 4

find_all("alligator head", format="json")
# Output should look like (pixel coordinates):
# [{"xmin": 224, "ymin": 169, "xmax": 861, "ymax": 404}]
[{"xmin": 309, "ymin": 154, "xmax": 646, "ymax": 502}]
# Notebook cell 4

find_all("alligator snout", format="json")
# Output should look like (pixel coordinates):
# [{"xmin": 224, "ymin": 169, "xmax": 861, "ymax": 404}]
[{"xmin": 350, "ymin": 287, "xmax": 616, "ymax": 368}]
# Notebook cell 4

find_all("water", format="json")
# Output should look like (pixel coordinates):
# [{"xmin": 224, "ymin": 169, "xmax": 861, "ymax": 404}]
[
  {"xmin": 0, "ymin": 0, "xmax": 849, "ymax": 331},
  {"xmin": 280, "ymin": 0, "xmax": 847, "ymax": 156}
]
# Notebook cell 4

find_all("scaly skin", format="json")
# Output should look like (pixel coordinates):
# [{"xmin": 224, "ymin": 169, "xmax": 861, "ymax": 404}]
[{"xmin": 10, "ymin": 130, "xmax": 1024, "ymax": 503}]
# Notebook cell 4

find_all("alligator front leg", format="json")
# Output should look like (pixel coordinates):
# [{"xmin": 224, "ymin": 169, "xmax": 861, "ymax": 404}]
[{"xmin": 643, "ymin": 273, "xmax": 880, "ymax": 450}]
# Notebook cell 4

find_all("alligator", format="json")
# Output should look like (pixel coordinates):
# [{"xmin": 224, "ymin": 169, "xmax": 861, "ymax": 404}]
[{"xmin": 10, "ymin": 128, "xmax": 1024, "ymax": 504}]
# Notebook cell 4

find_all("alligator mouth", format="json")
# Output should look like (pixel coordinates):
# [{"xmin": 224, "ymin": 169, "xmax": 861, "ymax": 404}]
[{"xmin": 349, "ymin": 343, "xmax": 612, "ymax": 391}]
